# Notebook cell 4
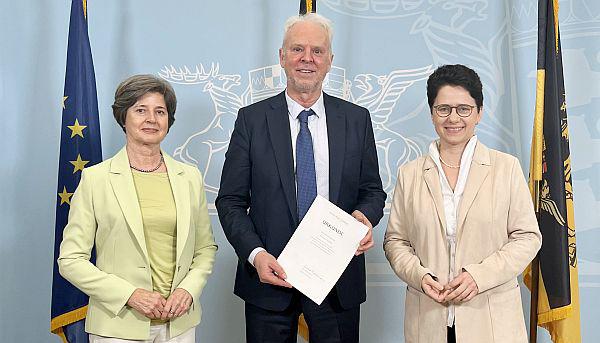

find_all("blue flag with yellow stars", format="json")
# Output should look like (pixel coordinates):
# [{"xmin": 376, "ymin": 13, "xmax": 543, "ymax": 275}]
[{"xmin": 51, "ymin": 1, "xmax": 102, "ymax": 342}]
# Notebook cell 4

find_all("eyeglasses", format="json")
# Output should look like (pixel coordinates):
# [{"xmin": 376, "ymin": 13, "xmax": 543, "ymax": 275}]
[{"xmin": 433, "ymin": 104, "xmax": 476, "ymax": 117}]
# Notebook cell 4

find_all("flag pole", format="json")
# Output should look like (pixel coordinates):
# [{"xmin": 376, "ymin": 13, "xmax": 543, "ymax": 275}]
[
  {"xmin": 297, "ymin": 2, "xmax": 316, "ymax": 341},
  {"xmin": 528, "ymin": 174, "xmax": 542, "ymax": 343},
  {"xmin": 529, "ymin": 254, "xmax": 539, "ymax": 343}
]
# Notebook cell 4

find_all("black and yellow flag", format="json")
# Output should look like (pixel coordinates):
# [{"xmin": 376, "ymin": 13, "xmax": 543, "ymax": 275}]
[
  {"xmin": 299, "ymin": 0, "xmax": 316, "ymax": 15},
  {"xmin": 524, "ymin": 1, "xmax": 581, "ymax": 342}
]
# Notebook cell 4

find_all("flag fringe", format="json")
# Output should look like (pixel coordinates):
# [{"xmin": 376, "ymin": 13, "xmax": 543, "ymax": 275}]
[
  {"xmin": 53, "ymin": 326, "xmax": 68, "ymax": 343},
  {"xmin": 538, "ymin": 305, "xmax": 572, "ymax": 324},
  {"xmin": 299, "ymin": 314, "xmax": 309, "ymax": 340},
  {"xmin": 50, "ymin": 305, "xmax": 88, "ymax": 340}
]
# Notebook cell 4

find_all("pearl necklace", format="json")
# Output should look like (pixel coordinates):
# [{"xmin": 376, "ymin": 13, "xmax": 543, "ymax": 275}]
[
  {"xmin": 130, "ymin": 154, "xmax": 164, "ymax": 173},
  {"xmin": 439, "ymin": 156, "xmax": 460, "ymax": 169}
]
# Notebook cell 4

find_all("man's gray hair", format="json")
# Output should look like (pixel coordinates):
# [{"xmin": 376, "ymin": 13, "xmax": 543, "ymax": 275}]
[{"xmin": 282, "ymin": 13, "xmax": 334, "ymax": 50}]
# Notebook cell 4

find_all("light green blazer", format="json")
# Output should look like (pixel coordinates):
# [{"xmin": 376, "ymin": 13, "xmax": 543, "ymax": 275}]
[{"xmin": 58, "ymin": 147, "xmax": 217, "ymax": 340}]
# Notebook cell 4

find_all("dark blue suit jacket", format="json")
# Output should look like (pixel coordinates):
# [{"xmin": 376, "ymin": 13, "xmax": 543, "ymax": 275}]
[{"xmin": 216, "ymin": 91, "xmax": 386, "ymax": 311}]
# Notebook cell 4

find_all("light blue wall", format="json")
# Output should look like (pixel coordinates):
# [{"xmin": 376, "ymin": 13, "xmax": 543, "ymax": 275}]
[{"xmin": 1, "ymin": 1, "xmax": 599, "ymax": 342}]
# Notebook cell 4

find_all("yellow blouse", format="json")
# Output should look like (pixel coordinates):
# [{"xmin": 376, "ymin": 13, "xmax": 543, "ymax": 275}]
[{"xmin": 132, "ymin": 170, "xmax": 177, "ymax": 323}]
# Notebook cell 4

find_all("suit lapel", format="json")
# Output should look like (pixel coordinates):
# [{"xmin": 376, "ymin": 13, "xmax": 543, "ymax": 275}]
[
  {"xmin": 457, "ymin": 143, "xmax": 491, "ymax": 236},
  {"xmin": 163, "ymin": 153, "xmax": 190, "ymax": 265},
  {"xmin": 266, "ymin": 92, "xmax": 298, "ymax": 225},
  {"xmin": 109, "ymin": 147, "xmax": 149, "ymax": 262},
  {"xmin": 325, "ymin": 93, "xmax": 345, "ymax": 204},
  {"xmin": 422, "ymin": 156, "xmax": 447, "ymax": 235}
]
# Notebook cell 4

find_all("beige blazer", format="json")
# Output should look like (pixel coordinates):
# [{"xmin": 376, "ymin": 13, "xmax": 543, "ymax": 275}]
[
  {"xmin": 58, "ymin": 147, "xmax": 217, "ymax": 340},
  {"xmin": 384, "ymin": 142, "xmax": 541, "ymax": 343}
]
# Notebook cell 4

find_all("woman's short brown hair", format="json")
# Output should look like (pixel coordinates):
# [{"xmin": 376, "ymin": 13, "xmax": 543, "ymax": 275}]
[{"xmin": 112, "ymin": 74, "xmax": 177, "ymax": 132}]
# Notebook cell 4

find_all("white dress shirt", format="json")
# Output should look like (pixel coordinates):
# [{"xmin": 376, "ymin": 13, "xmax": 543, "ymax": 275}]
[
  {"xmin": 248, "ymin": 91, "xmax": 330, "ymax": 266},
  {"xmin": 428, "ymin": 135, "xmax": 478, "ymax": 327}
]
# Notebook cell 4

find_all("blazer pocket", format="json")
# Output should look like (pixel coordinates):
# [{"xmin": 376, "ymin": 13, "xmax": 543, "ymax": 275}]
[
  {"xmin": 404, "ymin": 286, "xmax": 420, "ymax": 343},
  {"xmin": 487, "ymin": 285, "xmax": 527, "ymax": 343}
]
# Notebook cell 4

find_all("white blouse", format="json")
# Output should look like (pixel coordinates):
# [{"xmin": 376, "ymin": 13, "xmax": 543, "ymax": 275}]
[{"xmin": 427, "ymin": 135, "xmax": 478, "ymax": 327}]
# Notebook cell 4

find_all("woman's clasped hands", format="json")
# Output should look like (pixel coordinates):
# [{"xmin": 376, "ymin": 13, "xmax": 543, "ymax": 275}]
[
  {"xmin": 126, "ymin": 288, "xmax": 193, "ymax": 320},
  {"xmin": 421, "ymin": 270, "xmax": 479, "ymax": 304}
]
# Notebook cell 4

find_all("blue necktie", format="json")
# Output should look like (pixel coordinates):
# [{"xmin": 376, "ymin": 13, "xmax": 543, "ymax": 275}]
[{"xmin": 296, "ymin": 109, "xmax": 317, "ymax": 221}]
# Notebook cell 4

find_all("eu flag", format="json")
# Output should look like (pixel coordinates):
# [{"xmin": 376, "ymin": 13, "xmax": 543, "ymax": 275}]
[{"xmin": 51, "ymin": 1, "xmax": 102, "ymax": 342}]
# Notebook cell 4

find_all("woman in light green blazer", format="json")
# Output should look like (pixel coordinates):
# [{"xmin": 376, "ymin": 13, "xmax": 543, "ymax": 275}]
[{"xmin": 58, "ymin": 75, "xmax": 217, "ymax": 342}]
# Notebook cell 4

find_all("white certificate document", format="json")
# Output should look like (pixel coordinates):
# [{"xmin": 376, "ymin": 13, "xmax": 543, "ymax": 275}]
[{"xmin": 277, "ymin": 195, "xmax": 368, "ymax": 305}]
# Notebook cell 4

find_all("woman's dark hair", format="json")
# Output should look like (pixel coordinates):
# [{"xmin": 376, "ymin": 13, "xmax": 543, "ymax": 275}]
[
  {"xmin": 112, "ymin": 74, "xmax": 177, "ymax": 132},
  {"xmin": 426, "ymin": 64, "xmax": 483, "ymax": 111}
]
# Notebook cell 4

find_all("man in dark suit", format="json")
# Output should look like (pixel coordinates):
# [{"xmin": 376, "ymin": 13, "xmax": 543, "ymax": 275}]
[{"xmin": 216, "ymin": 13, "xmax": 386, "ymax": 343}]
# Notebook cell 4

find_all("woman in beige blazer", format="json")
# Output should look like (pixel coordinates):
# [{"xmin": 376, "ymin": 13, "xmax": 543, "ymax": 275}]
[
  {"xmin": 58, "ymin": 75, "xmax": 217, "ymax": 342},
  {"xmin": 384, "ymin": 65, "xmax": 541, "ymax": 343}
]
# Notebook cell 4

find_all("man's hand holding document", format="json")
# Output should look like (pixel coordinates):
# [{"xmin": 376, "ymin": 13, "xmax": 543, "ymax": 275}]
[{"xmin": 277, "ymin": 195, "xmax": 369, "ymax": 305}]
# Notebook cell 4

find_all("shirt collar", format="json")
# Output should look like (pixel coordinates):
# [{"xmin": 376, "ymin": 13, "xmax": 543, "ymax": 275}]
[
  {"xmin": 428, "ymin": 135, "xmax": 478, "ymax": 169},
  {"xmin": 285, "ymin": 90, "xmax": 326, "ymax": 120}
]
